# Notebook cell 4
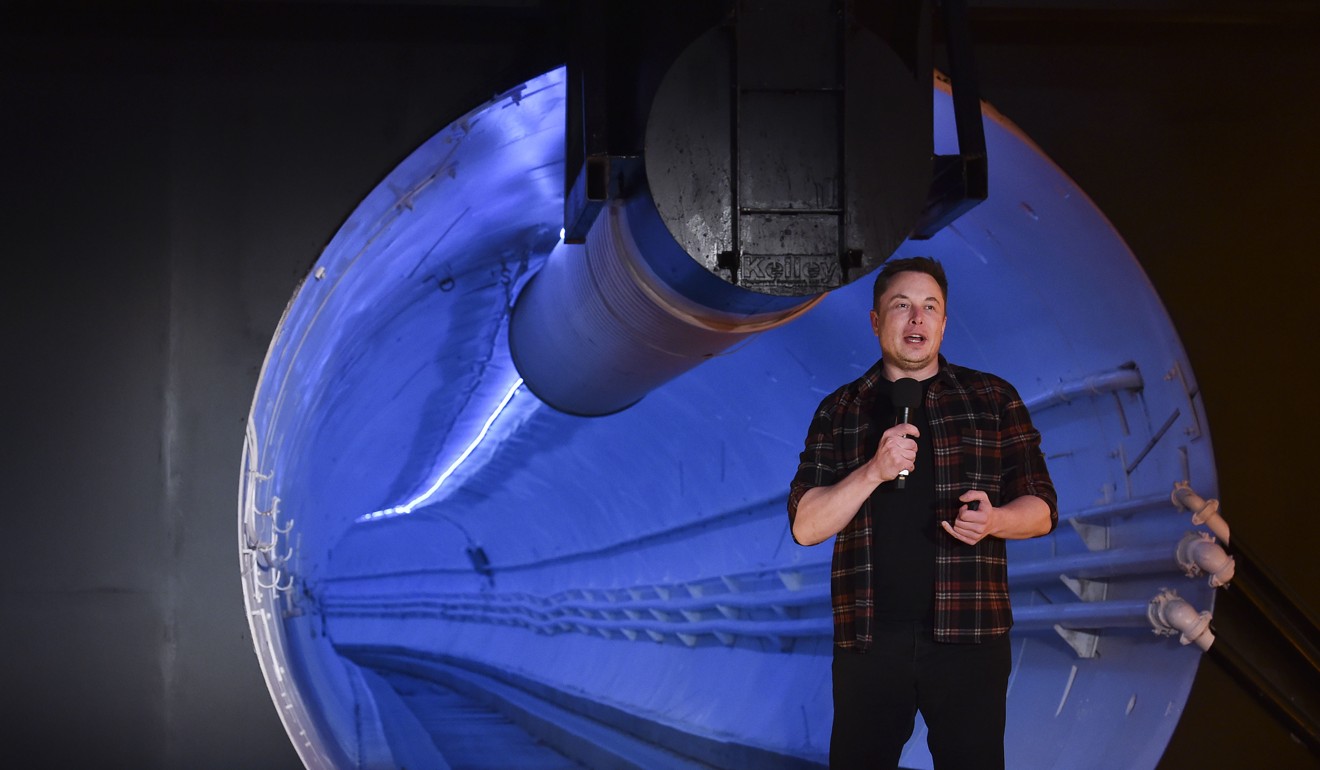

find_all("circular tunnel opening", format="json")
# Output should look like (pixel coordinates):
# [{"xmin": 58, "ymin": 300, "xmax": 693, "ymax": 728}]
[{"xmin": 239, "ymin": 67, "xmax": 1219, "ymax": 769}]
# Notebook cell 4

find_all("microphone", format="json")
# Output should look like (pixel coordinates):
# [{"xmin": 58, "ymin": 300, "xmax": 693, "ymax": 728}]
[{"xmin": 891, "ymin": 378, "xmax": 921, "ymax": 490}]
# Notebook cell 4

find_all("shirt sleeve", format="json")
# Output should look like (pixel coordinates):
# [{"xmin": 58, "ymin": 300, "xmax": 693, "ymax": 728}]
[
  {"xmin": 787, "ymin": 395, "xmax": 840, "ymax": 537},
  {"xmin": 997, "ymin": 380, "xmax": 1059, "ymax": 533}
]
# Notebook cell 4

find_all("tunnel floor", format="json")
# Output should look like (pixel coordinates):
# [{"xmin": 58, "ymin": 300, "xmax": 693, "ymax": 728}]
[
  {"xmin": 373, "ymin": 667, "xmax": 585, "ymax": 770},
  {"xmin": 349, "ymin": 648, "xmax": 729, "ymax": 769}
]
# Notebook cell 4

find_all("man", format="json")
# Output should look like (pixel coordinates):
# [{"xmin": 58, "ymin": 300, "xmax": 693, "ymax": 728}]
[{"xmin": 788, "ymin": 256, "xmax": 1057, "ymax": 769}]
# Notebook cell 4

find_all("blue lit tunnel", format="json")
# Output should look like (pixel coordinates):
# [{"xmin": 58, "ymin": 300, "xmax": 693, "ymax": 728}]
[{"xmin": 240, "ymin": 68, "xmax": 1219, "ymax": 768}]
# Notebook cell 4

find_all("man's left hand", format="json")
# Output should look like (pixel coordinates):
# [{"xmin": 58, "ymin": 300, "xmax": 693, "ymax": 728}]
[{"xmin": 942, "ymin": 490, "xmax": 994, "ymax": 545}]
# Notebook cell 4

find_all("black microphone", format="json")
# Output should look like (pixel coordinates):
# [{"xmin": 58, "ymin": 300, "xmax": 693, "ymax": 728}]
[{"xmin": 891, "ymin": 378, "xmax": 921, "ymax": 490}]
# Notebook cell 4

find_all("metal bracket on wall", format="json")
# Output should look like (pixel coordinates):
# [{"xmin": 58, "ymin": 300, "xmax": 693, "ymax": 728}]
[
  {"xmin": 910, "ymin": 0, "xmax": 988, "ymax": 238},
  {"xmin": 1164, "ymin": 361, "xmax": 1204, "ymax": 440},
  {"xmin": 1054, "ymin": 626, "xmax": 1101, "ymax": 659},
  {"xmin": 564, "ymin": 154, "xmax": 643, "ymax": 242}
]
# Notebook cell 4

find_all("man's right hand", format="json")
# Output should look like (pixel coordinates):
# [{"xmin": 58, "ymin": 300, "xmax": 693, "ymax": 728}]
[
  {"xmin": 792, "ymin": 423, "xmax": 920, "ymax": 545},
  {"xmin": 871, "ymin": 422, "xmax": 919, "ymax": 483}
]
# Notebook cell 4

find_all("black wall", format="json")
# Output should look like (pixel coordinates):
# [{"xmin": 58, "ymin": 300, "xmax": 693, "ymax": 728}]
[{"xmin": 2, "ymin": 3, "xmax": 1316, "ymax": 768}]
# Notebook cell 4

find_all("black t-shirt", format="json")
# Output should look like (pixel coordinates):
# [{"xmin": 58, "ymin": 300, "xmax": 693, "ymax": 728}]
[{"xmin": 867, "ymin": 375, "xmax": 938, "ymax": 623}]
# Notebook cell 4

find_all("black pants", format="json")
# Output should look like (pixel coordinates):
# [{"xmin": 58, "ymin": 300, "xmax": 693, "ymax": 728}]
[{"xmin": 830, "ymin": 622, "xmax": 1012, "ymax": 770}]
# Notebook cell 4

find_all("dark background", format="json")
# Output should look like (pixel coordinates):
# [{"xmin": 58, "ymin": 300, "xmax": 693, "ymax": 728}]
[{"xmin": 2, "ymin": 1, "xmax": 1316, "ymax": 767}]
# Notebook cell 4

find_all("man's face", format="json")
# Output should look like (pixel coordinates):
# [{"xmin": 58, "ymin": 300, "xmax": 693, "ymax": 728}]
[{"xmin": 870, "ymin": 270, "xmax": 948, "ymax": 379}]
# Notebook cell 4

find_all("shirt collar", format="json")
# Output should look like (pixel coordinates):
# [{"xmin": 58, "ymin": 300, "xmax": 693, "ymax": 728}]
[{"xmin": 863, "ymin": 355, "xmax": 958, "ymax": 394}]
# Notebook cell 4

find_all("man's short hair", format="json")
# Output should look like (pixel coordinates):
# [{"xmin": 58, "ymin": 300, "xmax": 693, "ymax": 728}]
[{"xmin": 872, "ymin": 256, "xmax": 948, "ymax": 308}]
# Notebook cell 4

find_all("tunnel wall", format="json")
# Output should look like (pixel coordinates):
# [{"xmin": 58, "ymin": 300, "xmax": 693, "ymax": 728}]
[{"xmin": 242, "ymin": 68, "xmax": 1220, "ymax": 768}]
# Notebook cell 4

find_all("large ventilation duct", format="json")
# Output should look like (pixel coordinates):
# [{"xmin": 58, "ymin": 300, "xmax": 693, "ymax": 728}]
[
  {"xmin": 509, "ymin": 201, "xmax": 823, "ymax": 416},
  {"xmin": 241, "ymin": 66, "xmax": 1219, "ymax": 769}
]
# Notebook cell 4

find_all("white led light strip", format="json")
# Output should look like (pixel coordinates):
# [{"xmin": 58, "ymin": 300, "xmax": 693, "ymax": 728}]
[{"xmin": 358, "ymin": 377, "xmax": 524, "ymax": 522}]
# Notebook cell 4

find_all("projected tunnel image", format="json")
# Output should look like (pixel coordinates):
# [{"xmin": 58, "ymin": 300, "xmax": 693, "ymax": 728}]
[{"xmin": 238, "ymin": 18, "xmax": 1225, "ymax": 770}]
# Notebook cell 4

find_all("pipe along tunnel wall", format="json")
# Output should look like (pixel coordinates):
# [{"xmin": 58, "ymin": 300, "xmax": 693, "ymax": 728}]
[{"xmin": 240, "ymin": 68, "xmax": 1219, "ymax": 768}]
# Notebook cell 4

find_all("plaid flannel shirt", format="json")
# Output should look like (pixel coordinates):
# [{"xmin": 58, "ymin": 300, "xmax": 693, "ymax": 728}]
[{"xmin": 788, "ymin": 357, "xmax": 1057, "ymax": 647}]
